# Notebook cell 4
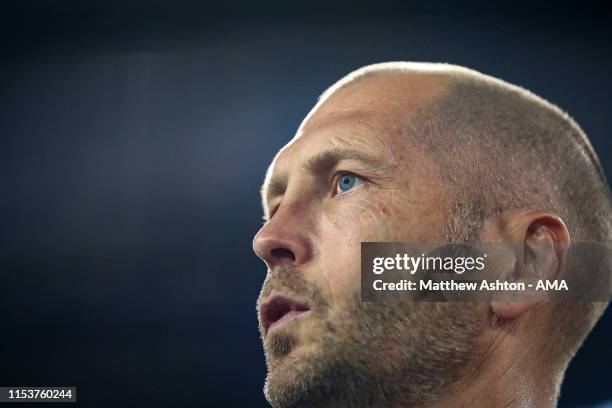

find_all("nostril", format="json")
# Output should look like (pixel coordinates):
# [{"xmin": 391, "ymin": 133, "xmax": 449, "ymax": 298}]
[{"xmin": 270, "ymin": 248, "xmax": 296, "ymax": 262}]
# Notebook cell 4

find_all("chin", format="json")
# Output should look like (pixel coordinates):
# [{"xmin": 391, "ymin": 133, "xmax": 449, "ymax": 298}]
[
  {"xmin": 264, "ymin": 357, "xmax": 304, "ymax": 407},
  {"xmin": 264, "ymin": 339, "xmax": 322, "ymax": 407}
]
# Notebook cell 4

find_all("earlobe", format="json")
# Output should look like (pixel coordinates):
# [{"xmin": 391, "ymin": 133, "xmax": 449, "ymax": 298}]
[{"xmin": 491, "ymin": 299, "xmax": 536, "ymax": 320}]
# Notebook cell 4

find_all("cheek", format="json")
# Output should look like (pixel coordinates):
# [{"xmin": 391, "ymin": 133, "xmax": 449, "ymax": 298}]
[
  {"xmin": 316, "ymin": 195, "xmax": 399, "ymax": 302},
  {"xmin": 322, "ymin": 194, "xmax": 399, "ymax": 240}
]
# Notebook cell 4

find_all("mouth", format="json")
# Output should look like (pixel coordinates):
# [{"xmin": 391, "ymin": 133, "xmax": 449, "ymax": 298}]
[{"xmin": 260, "ymin": 295, "xmax": 311, "ymax": 336}]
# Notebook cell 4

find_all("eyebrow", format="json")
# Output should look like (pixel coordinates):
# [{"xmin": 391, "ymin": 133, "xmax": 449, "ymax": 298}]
[
  {"xmin": 263, "ymin": 147, "xmax": 392, "ymax": 207},
  {"xmin": 303, "ymin": 148, "xmax": 387, "ymax": 174}
]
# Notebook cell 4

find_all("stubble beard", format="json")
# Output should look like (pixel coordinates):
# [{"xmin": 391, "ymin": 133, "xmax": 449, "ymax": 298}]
[{"xmin": 259, "ymin": 274, "xmax": 483, "ymax": 408}]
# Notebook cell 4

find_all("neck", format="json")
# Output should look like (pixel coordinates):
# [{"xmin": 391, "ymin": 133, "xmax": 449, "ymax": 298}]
[
  {"xmin": 420, "ymin": 332, "xmax": 563, "ymax": 408},
  {"xmin": 431, "ymin": 363, "xmax": 560, "ymax": 408}
]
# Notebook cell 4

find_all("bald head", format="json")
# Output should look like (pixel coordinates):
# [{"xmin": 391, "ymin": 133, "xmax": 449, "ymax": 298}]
[{"xmin": 302, "ymin": 68, "xmax": 450, "ymax": 133}]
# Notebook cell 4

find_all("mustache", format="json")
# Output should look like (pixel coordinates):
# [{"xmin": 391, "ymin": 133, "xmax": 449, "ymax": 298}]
[{"xmin": 257, "ymin": 266, "xmax": 330, "ymax": 312}]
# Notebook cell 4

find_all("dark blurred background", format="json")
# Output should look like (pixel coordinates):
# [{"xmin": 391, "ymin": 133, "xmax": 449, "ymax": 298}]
[{"xmin": 0, "ymin": 1, "xmax": 610, "ymax": 407}]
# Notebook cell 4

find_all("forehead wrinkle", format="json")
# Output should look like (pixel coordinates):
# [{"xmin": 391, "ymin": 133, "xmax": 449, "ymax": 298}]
[
  {"xmin": 298, "ymin": 113, "xmax": 398, "ymax": 164},
  {"xmin": 300, "ymin": 109, "xmax": 397, "ymax": 136}
]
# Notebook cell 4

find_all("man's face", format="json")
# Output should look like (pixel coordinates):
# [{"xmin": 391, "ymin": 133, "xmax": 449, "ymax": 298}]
[{"xmin": 253, "ymin": 74, "xmax": 483, "ymax": 407}]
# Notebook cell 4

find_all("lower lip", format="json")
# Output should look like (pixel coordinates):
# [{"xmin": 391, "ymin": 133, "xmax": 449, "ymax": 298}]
[{"xmin": 267, "ymin": 310, "xmax": 311, "ymax": 335}]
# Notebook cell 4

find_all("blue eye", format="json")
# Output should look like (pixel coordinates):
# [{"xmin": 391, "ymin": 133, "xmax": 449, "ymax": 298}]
[{"xmin": 337, "ymin": 173, "xmax": 361, "ymax": 193}]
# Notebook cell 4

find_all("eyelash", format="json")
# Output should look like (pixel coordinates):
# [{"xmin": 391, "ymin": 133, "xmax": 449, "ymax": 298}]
[
  {"xmin": 331, "ymin": 171, "xmax": 364, "ymax": 196},
  {"xmin": 265, "ymin": 171, "xmax": 367, "ymax": 221}
]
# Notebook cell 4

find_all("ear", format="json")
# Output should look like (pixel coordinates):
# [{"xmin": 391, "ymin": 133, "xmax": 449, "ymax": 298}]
[{"xmin": 481, "ymin": 209, "xmax": 570, "ymax": 320}]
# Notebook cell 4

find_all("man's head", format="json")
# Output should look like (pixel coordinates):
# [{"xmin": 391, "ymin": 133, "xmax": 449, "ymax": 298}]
[{"xmin": 253, "ymin": 62, "xmax": 611, "ymax": 407}]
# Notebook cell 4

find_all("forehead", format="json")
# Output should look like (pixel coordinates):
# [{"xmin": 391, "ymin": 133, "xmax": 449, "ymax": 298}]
[
  {"xmin": 308, "ymin": 71, "xmax": 449, "ymax": 128},
  {"xmin": 264, "ymin": 72, "xmax": 449, "ymax": 191}
]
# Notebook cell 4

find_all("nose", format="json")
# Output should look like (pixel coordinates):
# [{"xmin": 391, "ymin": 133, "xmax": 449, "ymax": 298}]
[{"xmin": 252, "ymin": 207, "xmax": 312, "ymax": 268}]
